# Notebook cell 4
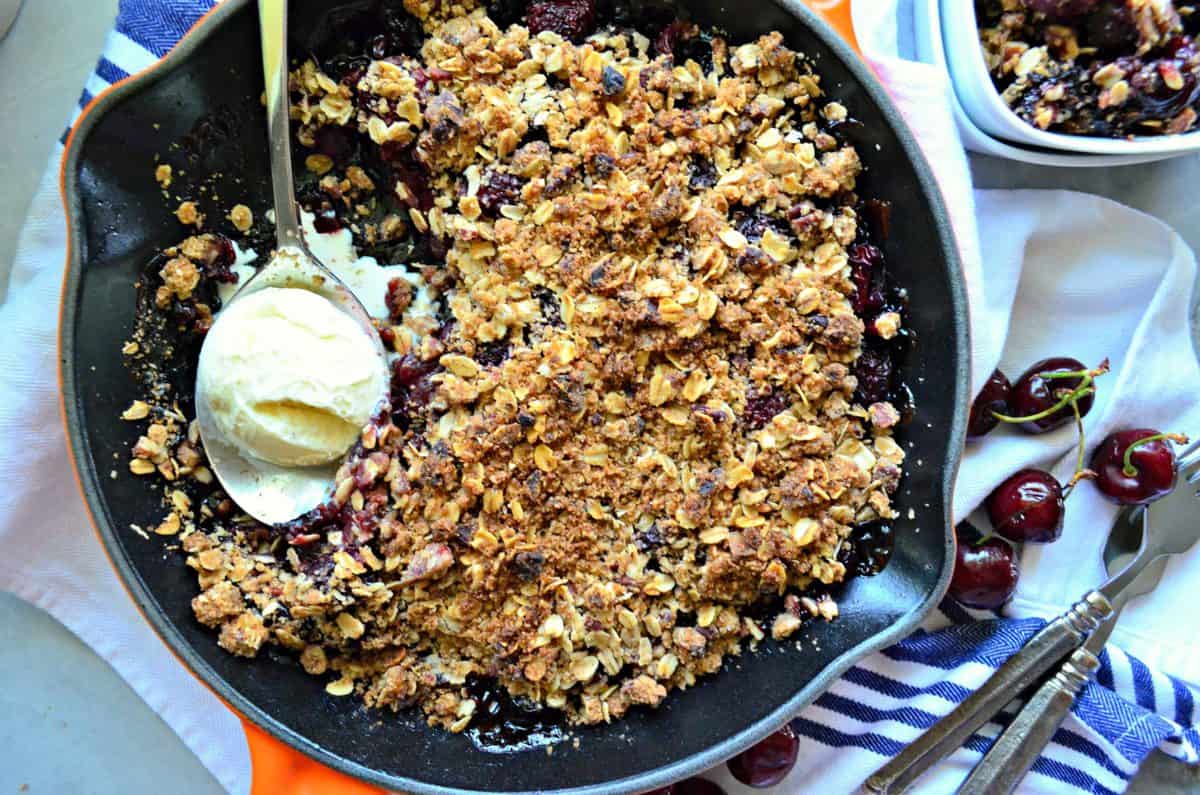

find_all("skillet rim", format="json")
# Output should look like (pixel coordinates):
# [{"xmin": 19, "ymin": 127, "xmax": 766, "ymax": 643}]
[{"xmin": 58, "ymin": 1, "xmax": 969, "ymax": 791}]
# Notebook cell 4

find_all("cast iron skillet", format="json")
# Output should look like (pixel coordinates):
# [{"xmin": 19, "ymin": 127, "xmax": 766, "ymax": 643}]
[{"xmin": 59, "ymin": 0, "xmax": 969, "ymax": 792}]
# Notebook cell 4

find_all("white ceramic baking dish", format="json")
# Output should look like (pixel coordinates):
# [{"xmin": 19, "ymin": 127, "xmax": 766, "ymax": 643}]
[
  {"xmin": 939, "ymin": 0, "xmax": 1200, "ymax": 160},
  {"xmin": 914, "ymin": 0, "xmax": 1167, "ymax": 165}
]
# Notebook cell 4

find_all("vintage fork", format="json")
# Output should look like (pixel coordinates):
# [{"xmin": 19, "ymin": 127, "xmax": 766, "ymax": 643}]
[
  {"xmin": 867, "ymin": 447, "xmax": 1200, "ymax": 794},
  {"xmin": 956, "ymin": 521, "xmax": 1165, "ymax": 793}
]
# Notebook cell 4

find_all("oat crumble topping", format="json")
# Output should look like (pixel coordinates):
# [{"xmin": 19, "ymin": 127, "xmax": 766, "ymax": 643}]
[{"xmin": 122, "ymin": 0, "xmax": 906, "ymax": 735}]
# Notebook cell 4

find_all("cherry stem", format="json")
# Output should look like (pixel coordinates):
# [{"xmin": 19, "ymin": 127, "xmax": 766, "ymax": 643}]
[
  {"xmin": 1074, "ymin": 400, "xmax": 1084, "ymax": 468},
  {"xmin": 1058, "ymin": 399, "xmax": 1085, "ymax": 498},
  {"xmin": 992, "ymin": 384, "xmax": 1095, "ymax": 425},
  {"xmin": 1038, "ymin": 359, "xmax": 1110, "ymax": 382},
  {"xmin": 1064, "ymin": 468, "xmax": 1096, "ymax": 496},
  {"xmin": 972, "ymin": 529, "xmax": 1016, "ymax": 550},
  {"xmin": 1121, "ymin": 432, "xmax": 1190, "ymax": 477}
]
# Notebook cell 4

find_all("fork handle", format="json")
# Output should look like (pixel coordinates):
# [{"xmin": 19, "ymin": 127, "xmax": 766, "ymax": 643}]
[
  {"xmin": 864, "ymin": 591, "xmax": 1111, "ymax": 794},
  {"xmin": 956, "ymin": 647, "xmax": 1100, "ymax": 795}
]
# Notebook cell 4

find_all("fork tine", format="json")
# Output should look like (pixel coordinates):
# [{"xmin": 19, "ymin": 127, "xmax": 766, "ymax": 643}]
[
  {"xmin": 1181, "ymin": 442, "xmax": 1200, "ymax": 463},
  {"xmin": 1178, "ymin": 438, "xmax": 1200, "ymax": 480}
]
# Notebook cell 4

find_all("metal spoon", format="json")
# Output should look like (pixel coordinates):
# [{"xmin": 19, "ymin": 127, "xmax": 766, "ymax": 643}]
[
  {"xmin": 867, "ymin": 442, "xmax": 1200, "ymax": 794},
  {"xmin": 957, "ymin": 503, "xmax": 1169, "ymax": 795},
  {"xmin": 194, "ymin": 0, "xmax": 388, "ymax": 525}
]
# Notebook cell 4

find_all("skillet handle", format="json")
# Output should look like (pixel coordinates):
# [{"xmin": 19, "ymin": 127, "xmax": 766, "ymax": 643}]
[
  {"xmin": 797, "ymin": 0, "xmax": 862, "ymax": 56},
  {"xmin": 243, "ymin": 720, "xmax": 383, "ymax": 795}
]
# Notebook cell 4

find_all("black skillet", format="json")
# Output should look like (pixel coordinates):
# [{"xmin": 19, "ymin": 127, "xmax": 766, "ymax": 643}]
[{"xmin": 59, "ymin": 0, "xmax": 969, "ymax": 791}]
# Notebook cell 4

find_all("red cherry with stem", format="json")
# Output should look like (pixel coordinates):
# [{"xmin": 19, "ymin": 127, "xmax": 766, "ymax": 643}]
[
  {"xmin": 1090, "ymin": 429, "xmax": 1188, "ymax": 505},
  {"xmin": 949, "ymin": 526, "xmax": 1019, "ymax": 609},
  {"xmin": 995, "ymin": 357, "xmax": 1108, "ymax": 434},
  {"xmin": 967, "ymin": 369, "xmax": 1011, "ymax": 440},
  {"xmin": 986, "ymin": 469, "xmax": 1065, "ymax": 542},
  {"xmin": 727, "ymin": 725, "xmax": 799, "ymax": 788}
]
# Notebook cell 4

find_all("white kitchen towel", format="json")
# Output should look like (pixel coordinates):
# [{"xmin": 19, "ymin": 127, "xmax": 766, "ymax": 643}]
[
  {"xmin": 962, "ymin": 191, "xmax": 1200, "ymax": 682},
  {"xmin": 0, "ymin": 1, "xmax": 1197, "ymax": 794}
]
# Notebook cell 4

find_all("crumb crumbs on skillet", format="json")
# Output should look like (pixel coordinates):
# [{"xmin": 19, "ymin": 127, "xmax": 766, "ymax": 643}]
[{"xmin": 119, "ymin": 0, "xmax": 906, "ymax": 734}]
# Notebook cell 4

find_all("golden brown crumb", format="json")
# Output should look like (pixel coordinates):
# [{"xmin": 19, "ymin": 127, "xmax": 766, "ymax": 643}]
[
  {"xmin": 157, "ymin": 256, "xmax": 199, "ymax": 305},
  {"xmin": 152, "ymin": 512, "xmax": 181, "ymax": 536},
  {"xmin": 228, "ymin": 204, "xmax": 254, "ymax": 233},
  {"xmin": 192, "ymin": 582, "xmax": 245, "ymax": 627},
  {"xmin": 305, "ymin": 153, "xmax": 334, "ymax": 175},
  {"xmin": 155, "ymin": 163, "xmax": 173, "ymax": 189},
  {"xmin": 121, "ymin": 400, "xmax": 151, "ymax": 421},
  {"xmin": 300, "ymin": 644, "xmax": 329, "ymax": 675},
  {"xmin": 219, "ymin": 612, "xmax": 268, "ymax": 657},
  {"xmin": 346, "ymin": 165, "xmax": 375, "ymax": 191},
  {"xmin": 175, "ymin": 200, "xmax": 203, "ymax": 228}
]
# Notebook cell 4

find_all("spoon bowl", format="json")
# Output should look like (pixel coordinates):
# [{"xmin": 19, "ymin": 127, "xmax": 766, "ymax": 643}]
[{"xmin": 194, "ymin": 0, "xmax": 388, "ymax": 525}]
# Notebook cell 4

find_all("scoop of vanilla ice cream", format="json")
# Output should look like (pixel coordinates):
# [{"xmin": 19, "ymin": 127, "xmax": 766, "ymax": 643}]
[{"xmin": 197, "ymin": 287, "xmax": 387, "ymax": 467}]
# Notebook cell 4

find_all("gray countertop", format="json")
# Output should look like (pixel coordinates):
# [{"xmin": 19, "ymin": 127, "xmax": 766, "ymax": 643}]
[{"xmin": 0, "ymin": 1, "xmax": 1196, "ymax": 793}]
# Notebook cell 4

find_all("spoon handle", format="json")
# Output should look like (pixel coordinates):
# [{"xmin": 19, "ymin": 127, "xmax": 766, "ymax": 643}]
[
  {"xmin": 864, "ymin": 591, "xmax": 1112, "ymax": 794},
  {"xmin": 956, "ymin": 616, "xmax": 1112, "ymax": 795},
  {"xmin": 258, "ymin": 0, "xmax": 304, "ymax": 249}
]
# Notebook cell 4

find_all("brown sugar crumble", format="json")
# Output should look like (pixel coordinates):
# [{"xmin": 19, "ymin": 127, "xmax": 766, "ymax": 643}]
[{"xmin": 123, "ymin": 0, "xmax": 907, "ymax": 737}]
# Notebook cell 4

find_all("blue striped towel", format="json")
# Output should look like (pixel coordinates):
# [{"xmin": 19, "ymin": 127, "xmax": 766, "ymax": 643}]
[
  {"xmin": 70, "ymin": 2, "xmax": 1200, "ymax": 793},
  {"xmin": 776, "ymin": 601, "xmax": 1200, "ymax": 794}
]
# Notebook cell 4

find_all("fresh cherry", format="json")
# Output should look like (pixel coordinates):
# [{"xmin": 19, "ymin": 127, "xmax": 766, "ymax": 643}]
[
  {"xmin": 641, "ymin": 779, "xmax": 726, "ymax": 795},
  {"xmin": 727, "ymin": 726, "xmax": 799, "ymax": 788},
  {"xmin": 1090, "ymin": 429, "xmax": 1187, "ymax": 505},
  {"xmin": 949, "ymin": 527, "xmax": 1019, "ymax": 610},
  {"xmin": 986, "ymin": 469, "xmax": 1065, "ymax": 543},
  {"xmin": 967, "ymin": 369, "xmax": 1011, "ymax": 440},
  {"xmin": 674, "ymin": 779, "xmax": 725, "ymax": 795},
  {"xmin": 1003, "ymin": 357, "xmax": 1099, "ymax": 433}
]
